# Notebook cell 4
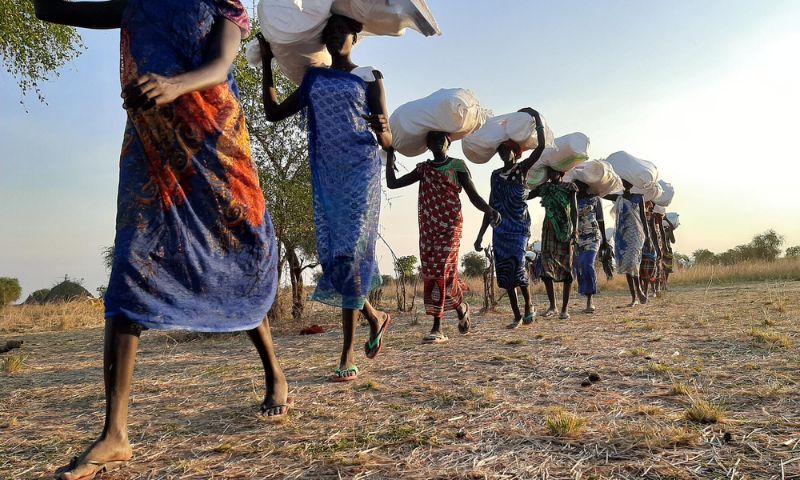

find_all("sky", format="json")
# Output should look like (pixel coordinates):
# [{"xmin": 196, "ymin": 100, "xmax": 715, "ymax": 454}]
[{"xmin": 1, "ymin": 0, "xmax": 800, "ymax": 300}]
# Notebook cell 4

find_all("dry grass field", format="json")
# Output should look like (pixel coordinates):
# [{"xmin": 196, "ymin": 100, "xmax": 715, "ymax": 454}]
[{"xmin": 1, "ymin": 266, "xmax": 799, "ymax": 479}]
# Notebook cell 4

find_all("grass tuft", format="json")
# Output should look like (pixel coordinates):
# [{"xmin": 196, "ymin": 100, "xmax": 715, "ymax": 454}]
[
  {"xmin": 685, "ymin": 398, "xmax": 725, "ymax": 424},
  {"xmin": 545, "ymin": 410, "xmax": 585, "ymax": 437},
  {"xmin": 1, "ymin": 354, "xmax": 25, "ymax": 374},
  {"xmin": 748, "ymin": 327, "xmax": 793, "ymax": 348}
]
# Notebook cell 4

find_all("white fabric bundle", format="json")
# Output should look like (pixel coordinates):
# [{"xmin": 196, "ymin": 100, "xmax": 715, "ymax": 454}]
[
  {"xmin": 605, "ymin": 151, "xmax": 659, "ymax": 197},
  {"xmin": 526, "ymin": 162, "xmax": 548, "ymax": 188},
  {"xmin": 389, "ymin": 88, "xmax": 491, "ymax": 157},
  {"xmin": 538, "ymin": 133, "xmax": 590, "ymax": 172},
  {"xmin": 563, "ymin": 159, "xmax": 623, "ymax": 197},
  {"xmin": 653, "ymin": 179, "xmax": 674, "ymax": 207},
  {"xmin": 245, "ymin": 0, "xmax": 440, "ymax": 84},
  {"xmin": 461, "ymin": 112, "xmax": 555, "ymax": 164},
  {"xmin": 653, "ymin": 205, "xmax": 666, "ymax": 215}
]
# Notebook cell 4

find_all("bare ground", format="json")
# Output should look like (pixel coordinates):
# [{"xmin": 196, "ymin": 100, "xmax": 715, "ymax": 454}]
[{"xmin": 1, "ymin": 281, "xmax": 799, "ymax": 479}]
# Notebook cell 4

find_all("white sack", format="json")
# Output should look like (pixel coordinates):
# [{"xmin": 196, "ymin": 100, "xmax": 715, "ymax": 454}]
[
  {"xmin": 539, "ymin": 133, "xmax": 590, "ymax": 172},
  {"xmin": 461, "ymin": 112, "xmax": 555, "ymax": 164},
  {"xmin": 643, "ymin": 182, "xmax": 663, "ymax": 203},
  {"xmin": 605, "ymin": 151, "xmax": 659, "ymax": 195},
  {"xmin": 246, "ymin": 0, "xmax": 440, "ymax": 84},
  {"xmin": 653, "ymin": 205, "xmax": 667, "ymax": 215},
  {"xmin": 563, "ymin": 159, "xmax": 623, "ymax": 197},
  {"xmin": 332, "ymin": 0, "xmax": 441, "ymax": 36},
  {"xmin": 526, "ymin": 162, "xmax": 548, "ymax": 189},
  {"xmin": 665, "ymin": 212, "xmax": 680, "ymax": 229},
  {"xmin": 653, "ymin": 179, "xmax": 674, "ymax": 207},
  {"xmin": 390, "ymin": 88, "xmax": 491, "ymax": 157}
]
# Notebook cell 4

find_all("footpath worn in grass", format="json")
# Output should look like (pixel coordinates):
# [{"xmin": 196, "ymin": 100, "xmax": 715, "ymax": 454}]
[{"xmin": 1, "ymin": 282, "xmax": 799, "ymax": 479}]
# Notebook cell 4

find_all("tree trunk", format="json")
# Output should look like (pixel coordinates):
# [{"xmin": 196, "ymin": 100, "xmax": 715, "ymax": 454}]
[{"xmin": 285, "ymin": 247, "xmax": 305, "ymax": 321}]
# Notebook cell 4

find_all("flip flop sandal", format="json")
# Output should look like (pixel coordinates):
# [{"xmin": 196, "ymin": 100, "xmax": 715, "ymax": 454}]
[
  {"xmin": 422, "ymin": 332, "xmax": 448, "ymax": 344},
  {"xmin": 583, "ymin": 307, "xmax": 596, "ymax": 314},
  {"xmin": 260, "ymin": 396, "xmax": 295, "ymax": 418},
  {"xmin": 56, "ymin": 456, "xmax": 128, "ymax": 480},
  {"xmin": 506, "ymin": 319, "xmax": 522, "ymax": 330},
  {"xmin": 457, "ymin": 303, "xmax": 471, "ymax": 334},
  {"xmin": 559, "ymin": 312, "xmax": 571, "ymax": 320},
  {"xmin": 522, "ymin": 312, "xmax": 535, "ymax": 325},
  {"xmin": 540, "ymin": 310, "xmax": 556, "ymax": 318},
  {"xmin": 333, "ymin": 366, "xmax": 359, "ymax": 382},
  {"xmin": 364, "ymin": 314, "xmax": 392, "ymax": 359}
]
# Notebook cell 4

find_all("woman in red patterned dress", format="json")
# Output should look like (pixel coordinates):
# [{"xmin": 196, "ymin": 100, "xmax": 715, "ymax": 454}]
[{"xmin": 386, "ymin": 132, "xmax": 500, "ymax": 343}]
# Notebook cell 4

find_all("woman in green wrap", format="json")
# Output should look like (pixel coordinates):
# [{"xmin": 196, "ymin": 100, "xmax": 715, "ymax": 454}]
[{"xmin": 529, "ymin": 167, "xmax": 578, "ymax": 319}]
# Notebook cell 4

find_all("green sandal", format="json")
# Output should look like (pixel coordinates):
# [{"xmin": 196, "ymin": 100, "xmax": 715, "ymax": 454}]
[
  {"xmin": 364, "ymin": 314, "xmax": 392, "ymax": 359},
  {"xmin": 522, "ymin": 311, "xmax": 535, "ymax": 325},
  {"xmin": 333, "ymin": 365, "xmax": 359, "ymax": 382}
]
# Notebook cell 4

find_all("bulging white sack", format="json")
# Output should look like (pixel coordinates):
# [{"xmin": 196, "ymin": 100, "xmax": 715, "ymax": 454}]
[
  {"xmin": 539, "ymin": 133, "xmax": 590, "ymax": 172},
  {"xmin": 246, "ymin": 0, "xmax": 441, "ymax": 84},
  {"xmin": 653, "ymin": 179, "xmax": 674, "ymax": 207},
  {"xmin": 526, "ymin": 162, "xmax": 548, "ymax": 189},
  {"xmin": 332, "ymin": 0, "xmax": 441, "ymax": 37},
  {"xmin": 461, "ymin": 112, "xmax": 555, "ymax": 164},
  {"xmin": 390, "ymin": 88, "xmax": 491, "ymax": 157},
  {"xmin": 563, "ymin": 159, "xmax": 623, "ymax": 197},
  {"xmin": 605, "ymin": 151, "xmax": 659, "ymax": 196},
  {"xmin": 665, "ymin": 212, "xmax": 680, "ymax": 228},
  {"xmin": 653, "ymin": 205, "xmax": 666, "ymax": 215},
  {"xmin": 643, "ymin": 182, "xmax": 663, "ymax": 203}
]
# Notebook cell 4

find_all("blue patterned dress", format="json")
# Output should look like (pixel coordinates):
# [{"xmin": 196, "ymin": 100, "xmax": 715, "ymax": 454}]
[
  {"xmin": 104, "ymin": 0, "xmax": 278, "ymax": 332},
  {"xmin": 614, "ymin": 194, "xmax": 645, "ymax": 275},
  {"xmin": 574, "ymin": 196, "xmax": 602, "ymax": 295},
  {"xmin": 489, "ymin": 167, "xmax": 531, "ymax": 289},
  {"xmin": 300, "ymin": 67, "xmax": 381, "ymax": 309}
]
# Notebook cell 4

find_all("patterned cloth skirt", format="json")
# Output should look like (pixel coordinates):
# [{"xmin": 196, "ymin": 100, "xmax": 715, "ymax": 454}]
[{"xmin": 541, "ymin": 218, "xmax": 573, "ymax": 283}]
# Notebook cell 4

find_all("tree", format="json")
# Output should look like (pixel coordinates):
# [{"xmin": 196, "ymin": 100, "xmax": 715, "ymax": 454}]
[
  {"xmin": 233, "ymin": 28, "xmax": 317, "ymax": 321},
  {"xmin": 394, "ymin": 255, "xmax": 418, "ymax": 278},
  {"xmin": 692, "ymin": 249, "xmax": 717, "ymax": 265},
  {"xmin": 461, "ymin": 251, "xmax": 488, "ymax": 277},
  {"xmin": 0, "ymin": 0, "xmax": 84, "ymax": 100},
  {"xmin": 748, "ymin": 230, "xmax": 783, "ymax": 262},
  {"xmin": 786, "ymin": 246, "xmax": 800, "ymax": 258},
  {"xmin": 0, "ymin": 277, "xmax": 22, "ymax": 305}
]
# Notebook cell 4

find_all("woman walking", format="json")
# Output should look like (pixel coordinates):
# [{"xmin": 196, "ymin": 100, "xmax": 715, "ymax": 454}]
[
  {"xmin": 475, "ymin": 108, "xmax": 547, "ymax": 329},
  {"xmin": 33, "ymin": 0, "xmax": 288, "ymax": 477},
  {"xmin": 606, "ymin": 181, "xmax": 651, "ymax": 306},
  {"xmin": 529, "ymin": 168, "xmax": 578, "ymax": 319},
  {"xmin": 259, "ymin": 15, "xmax": 392, "ymax": 382},
  {"xmin": 572, "ymin": 181, "xmax": 609, "ymax": 313},
  {"xmin": 386, "ymin": 132, "xmax": 499, "ymax": 343}
]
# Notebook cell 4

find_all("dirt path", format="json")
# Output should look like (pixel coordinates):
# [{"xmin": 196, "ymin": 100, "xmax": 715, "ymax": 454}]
[{"xmin": 1, "ymin": 282, "xmax": 798, "ymax": 479}]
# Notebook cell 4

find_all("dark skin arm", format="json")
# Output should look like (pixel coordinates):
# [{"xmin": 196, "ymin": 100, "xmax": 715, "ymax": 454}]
[
  {"xmin": 32, "ymin": 0, "xmax": 125, "ymax": 29},
  {"xmin": 527, "ymin": 187, "xmax": 541, "ymax": 201},
  {"xmin": 385, "ymin": 149, "xmax": 421, "ymax": 189},
  {"xmin": 513, "ymin": 108, "xmax": 547, "ymax": 176},
  {"xmin": 123, "ymin": 18, "xmax": 244, "ymax": 110},
  {"xmin": 457, "ymin": 170, "xmax": 501, "ymax": 227},
  {"xmin": 595, "ymin": 199, "xmax": 608, "ymax": 247},
  {"xmin": 570, "ymin": 190, "xmax": 578, "ymax": 243},
  {"xmin": 474, "ymin": 211, "xmax": 492, "ymax": 251},
  {"xmin": 364, "ymin": 73, "xmax": 392, "ymax": 149},
  {"xmin": 639, "ymin": 201, "xmax": 651, "ymax": 248}
]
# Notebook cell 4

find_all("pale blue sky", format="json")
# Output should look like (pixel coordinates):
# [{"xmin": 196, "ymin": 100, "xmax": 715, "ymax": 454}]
[{"xmin": 2, "ymin": 0, "xmax": 799, "ymax": 299}]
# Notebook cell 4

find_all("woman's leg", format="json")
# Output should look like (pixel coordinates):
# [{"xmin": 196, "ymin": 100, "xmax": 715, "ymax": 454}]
[
  {"xmin": 58, "ymin": 317, "xmax": 139, "ymax": 479},
  {"xmin": 507, "ymin": 287, "xmax": 521, "ymax": 321},
  {"xmin": 543, "ymin": 278, "xmax": 557, "ymax": 315},
  {"xmin": 246, "ymin": 319, "xmax": 288, "ymax": 416},
  {"xmin": 520, "ymin": 285, "xmax": 533, "ymax": 317},
  {"xmin": 635, "ymin": 275, "xmax": 648, "ymax": 303},
  {"xmin": 338, "ymin": 308, "xmax": 359, "ymax": 372},
  {"xmin": 626, "ymin": 274, "xmax": 639, "ymax": 306},
  {"xmin": 361, "ymin": 300, "xmax": 387, "ymax": 341},
  {"xmin": 586, "ymin": 294, "xmax": 594, "ymax": 311},
  {"xmin": 430, "ymin": 315, "xmax": 442, "ymax": 335},
  {"xmin": 561, "ymin": 279, "xmax": 572, "ymax": 316}
]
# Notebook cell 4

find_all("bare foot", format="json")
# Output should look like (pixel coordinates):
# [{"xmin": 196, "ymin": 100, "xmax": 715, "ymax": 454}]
[
  {"xmin": 628, "ymin": 299, "xmax": 640, "ymax": 307},
  {"xmin": 541, "ymin": 308, "xmax": 557, "ymax": 318},
  {"xmin": 56, "ymin": 436, "xmax": 132, "ymax": 480},
  {"xmin": 638, "ymin": 292, "xmax": 648, "ymax": 304}
]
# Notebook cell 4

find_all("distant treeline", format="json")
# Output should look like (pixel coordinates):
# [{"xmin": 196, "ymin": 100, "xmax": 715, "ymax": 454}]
[{"xmin": 693, "ymin": 230, "xmax": 799, "ymax": 265}]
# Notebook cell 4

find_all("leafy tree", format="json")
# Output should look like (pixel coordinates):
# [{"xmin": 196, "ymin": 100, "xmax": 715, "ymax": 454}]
[
  {"xmin": 394, "ymin": 255, "xmax": 418, "ymax": 278},
  {"xmin": 786, "ymin": 246, "xmax": 800, "ymax": 258},
  {"xmin": 24, "ymin": 288, "xmax": 51, "ymax": 304},
  {"xmin": 380, "ymin": 274, "xmax": 394, "ymax": 286},
  {"xmin": 0, "ymin": 277, "xmax": 22, "ymax": 305},
  {"xmin": 692, "ymin": 249, "xmax": 717, "ymax": 265},
  {"xmin": 102, "ymin": 244, "xmax": 115, "ymax": 270},
  {"xmin": 0, "ymin": 0, "xmax": 84, "ymax": 100},
  {"xmin": 234, "ymin": 28, "xmax": 317, "ymax": 320},
  {"xmin": 748, "ymin": 230, "xmax": 783, "ymax": 262},
  {"xmin": 461, "ymin": 251, "xmax": 487, "ymax": 277}
]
